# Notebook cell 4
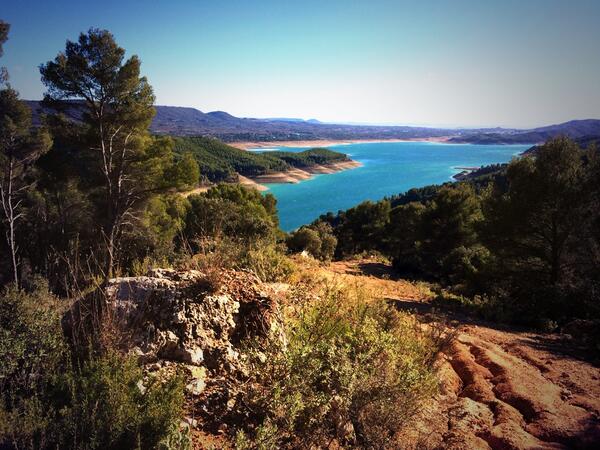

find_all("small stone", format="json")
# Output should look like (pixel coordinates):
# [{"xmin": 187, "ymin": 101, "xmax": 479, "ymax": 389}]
[
  {"xmin": 165, "ymin": 330, "xmax": 178, "ymax": 343},
  {"xmin": 136, "ymin": 380, "xmax": 146, "ymax": 395},
  {"xmin": 183, "ymin": 416, "xmax": 198, "ymax": 428},
  {"xmin": 147, "ymin": 362, "xmax": 162, "ymax": 372},
  {"xmin": 186, "ymin": 378, "xmax": 206, "ymax": 395},
  {"xmin": 182, "ymin": 346, "xmax": 204, "ymax": 365}
]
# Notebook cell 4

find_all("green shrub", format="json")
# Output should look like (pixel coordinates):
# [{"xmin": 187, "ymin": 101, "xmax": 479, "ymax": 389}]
[
  {"xmin": 183, "ymin": 184, "xmax": 280, "ymax": 248},
  {"xmin": 286, "ymin": 222, "xmax": 337, "ymax": 261},
  {"xmin": 0, "ymin": 284, "xmax": 187, "ymax": 450},
  {"xmin": 246, "ymin": 243, "xmax": 296, "ymax": 283},
  {"xmin": 0, "ymin": 282, "xmax": 67, "ymax": 448},
  {"xmin": 236, "ymin": 280, "xmax": 442, "ymax": 449},
  {"xmin": 57, "ymin": 350, "xmax": 186, "ymax": 450},
  {"xmin": 286, "ymin": 227, "xmax": 321, "ymax": 255}
]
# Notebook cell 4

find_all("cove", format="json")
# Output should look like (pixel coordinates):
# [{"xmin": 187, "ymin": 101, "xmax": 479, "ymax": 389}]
[{"xmin": 253, "ymin": 141, "xmax": 529, "ymax": 231}]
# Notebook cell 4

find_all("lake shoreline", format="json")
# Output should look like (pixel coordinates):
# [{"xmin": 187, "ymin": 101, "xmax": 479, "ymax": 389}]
[
  {"xmin": 183, "ymin": 160, "xmax": 363, "ymax": 194},
  {"xmin": 245, "ymin": 159, "xmax": 362, "ymax": 190},
  {"xmin": 231, "ymin": 136, "xmax": 452, "ymax": 150}
]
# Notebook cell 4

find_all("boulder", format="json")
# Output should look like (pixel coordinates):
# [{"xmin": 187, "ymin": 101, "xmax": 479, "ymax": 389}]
[{"xmin": 110, "ymin": 269, "xmax": 276, "ymax": 370}]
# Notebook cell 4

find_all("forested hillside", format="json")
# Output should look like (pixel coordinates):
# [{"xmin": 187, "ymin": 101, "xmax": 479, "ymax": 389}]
[{"xmin": 173, "ymin": 136, "xmax": 350, "ymax": 182}]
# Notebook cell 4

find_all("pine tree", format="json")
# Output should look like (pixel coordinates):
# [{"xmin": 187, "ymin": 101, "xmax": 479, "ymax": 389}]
[
  {"xmin": 0, "ymin": 21, "xmax": 51, "ymax": 286},
  {"xmin": 40, "ymin": 29, "xmax": 198, "ymax": 278}
]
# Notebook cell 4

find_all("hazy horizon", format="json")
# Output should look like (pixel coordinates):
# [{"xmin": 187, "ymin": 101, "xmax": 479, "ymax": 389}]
[{"xmin": 3, "ymin": 0, "xmax": 600, "ymax": 128}]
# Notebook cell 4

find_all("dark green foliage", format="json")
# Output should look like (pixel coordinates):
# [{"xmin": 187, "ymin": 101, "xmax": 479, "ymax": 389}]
[
  {"xmin": 386, "ymin": 183, "xmax": 486, "ymax": 283},
  {"xmin": 174, "ymin": 136, "xmax": 287, "ymax": 182},
  {"xmin": 286, "ymin": 221, "xmax": 337, "ymax": 261},
  {"xmin": 119, "ymin": 194, "xmax": 190, "ymax": 273},
  {"xmin": 418, "ymin": 183, "xmax": 484, "ymax": 281},
  {"xmin": 184, "ymin": 184, "xmax": 279, "ymax": 246},
  {"xmin": 167, "ymin": 151, "xmax": 201, "ymax": 191},
  {"xmin": 387, "ymin": 201, "xmax": 427, "ymax": 275},
  {"xmin": 479, "ymin": 138, "xmax": 600, "ymax": 321},
  {"xmin": 326, "ymin": 200, "xmax": 391, "ymax": 257},
  {"xmin": 388, "ymin": 184, "xmax": 443, "ymax": 208},
  {"xmin": 267, "ymin": 147, "xmax": 348, "ymax": 167}
]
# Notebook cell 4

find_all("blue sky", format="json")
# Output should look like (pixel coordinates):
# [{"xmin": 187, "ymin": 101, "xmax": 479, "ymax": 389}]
[{"xmin": 2, "ymin": 0, "xmax": 599, "ymax": 128}]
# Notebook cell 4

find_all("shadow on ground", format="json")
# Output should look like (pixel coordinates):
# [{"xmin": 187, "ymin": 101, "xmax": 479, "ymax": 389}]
[{"xmin": 389, "ymin": 297, "xmax": 600, "ymax": 366}]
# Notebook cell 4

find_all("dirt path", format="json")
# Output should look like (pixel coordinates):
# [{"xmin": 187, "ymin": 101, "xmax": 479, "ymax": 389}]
[{"xmin": 326, "ymin": 259, "xmax": 600, "ymax": 449}]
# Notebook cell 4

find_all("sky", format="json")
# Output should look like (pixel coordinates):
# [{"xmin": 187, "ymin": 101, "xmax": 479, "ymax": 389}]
[{"xmin": 1, "ymin": 0, "xmax": 599, "ymax": 129}]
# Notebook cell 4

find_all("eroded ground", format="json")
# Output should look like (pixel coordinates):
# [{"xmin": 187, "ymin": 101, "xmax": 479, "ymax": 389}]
[{"xmin": 326, "ymin": 258, "xmax": 600, "ymax": 449}]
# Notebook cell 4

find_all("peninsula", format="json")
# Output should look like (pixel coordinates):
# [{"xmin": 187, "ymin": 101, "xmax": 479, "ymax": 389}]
[{"xmin": 173, "ymin": 136, "xmax": 361, "ymax": 191}]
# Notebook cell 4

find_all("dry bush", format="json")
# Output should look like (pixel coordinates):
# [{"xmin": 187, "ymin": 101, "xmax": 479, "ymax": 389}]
[
  {"xmin": 235, "ymin": 277, "xmax": 445, "ymax": 450},
  {"xmin": 178, "ymin": 235, "xmax": 295, "ymax": 285}
]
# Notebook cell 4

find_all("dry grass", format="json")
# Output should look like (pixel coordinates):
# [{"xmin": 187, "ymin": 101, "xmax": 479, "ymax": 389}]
[{"xmin": 308, "ymin": 257, "xmax": 435, "ymax": 302}]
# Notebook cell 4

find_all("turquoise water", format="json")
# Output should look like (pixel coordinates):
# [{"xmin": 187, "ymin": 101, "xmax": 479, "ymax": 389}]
[{"xmin": 254, "ymin": 142, "xmax": 529, "ymax": 231}]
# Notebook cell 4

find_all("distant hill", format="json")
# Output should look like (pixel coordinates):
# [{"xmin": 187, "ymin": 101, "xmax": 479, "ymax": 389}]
[
  {"xmin": 448, "ymin": 119, "xmax": 600, "ymax": 144},
  {"xmin": 148, "ymin": 106, "xmax": 458, "ymax": 142},
  {"xmin": 23, "ymin": 101, "xmax": 466, "ymax": 142},
  {"xmin": 25, "ymin": 100, "xmax": 600, "ymax": 145},
  {"xmin": 522, "ymin": 134, "xmax": 600, "ymax": 155}
]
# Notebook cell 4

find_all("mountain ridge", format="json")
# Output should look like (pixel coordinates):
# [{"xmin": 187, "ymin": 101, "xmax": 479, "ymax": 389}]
[{"xmin": 25, "ymin": 100, "xmax": 600, "ymax": 145}]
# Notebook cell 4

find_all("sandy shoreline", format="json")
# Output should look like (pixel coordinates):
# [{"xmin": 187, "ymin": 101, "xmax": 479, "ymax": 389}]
[
  {"xmin": 231, "ymin": 136, "xmax": 452, "ymax": 150},
  {"xmin": 248, "ymin": 159, "xmax": 362, "ymax": 189},
  {"xmin": 182, "ymin": 160, "xmax": 363, "ymax": 195}
]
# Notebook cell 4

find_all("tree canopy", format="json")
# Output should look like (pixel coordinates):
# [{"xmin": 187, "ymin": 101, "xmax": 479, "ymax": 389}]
[{"xmin": 39, "ymin": 28, "xmax": 198, "ymax": 277}]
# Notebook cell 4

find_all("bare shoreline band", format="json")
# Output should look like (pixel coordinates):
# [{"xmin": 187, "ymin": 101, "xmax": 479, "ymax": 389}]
[{"xmin": 230, "ymin": 136, "xmax": 452, "ymax": 150}]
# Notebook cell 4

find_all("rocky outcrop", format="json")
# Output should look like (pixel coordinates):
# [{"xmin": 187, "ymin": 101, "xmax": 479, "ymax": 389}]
[
  {"xmin": 101, "ymin": 268, "xmax": 278, "ymax": 371},
  {"xmin": 65, "ymin": 267, "xmax": 281, "ymax": 429}
]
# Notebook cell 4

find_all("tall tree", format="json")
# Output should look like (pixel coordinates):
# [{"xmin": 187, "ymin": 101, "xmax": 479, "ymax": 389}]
[
  {"xmin": 334, "ymin": 200, "xmax": 391, "ymax": 256},
  {"xmin": 40, "ymin": 29, "xmax": 197, "ymax": 278},
  {"xmin": 389, "ymin": 183, "xmax": 483, "ymax": 281},
  {"xmin": 0, "ymin": 21, "xmax": 51, "ymax": 286},
  {"xmin": 420, "ymin": 183, "xmax": 483, "ymax": 278},
  {"xmin": 481, "ymin": 137, "xmax": 597, "ymax": 306}
]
